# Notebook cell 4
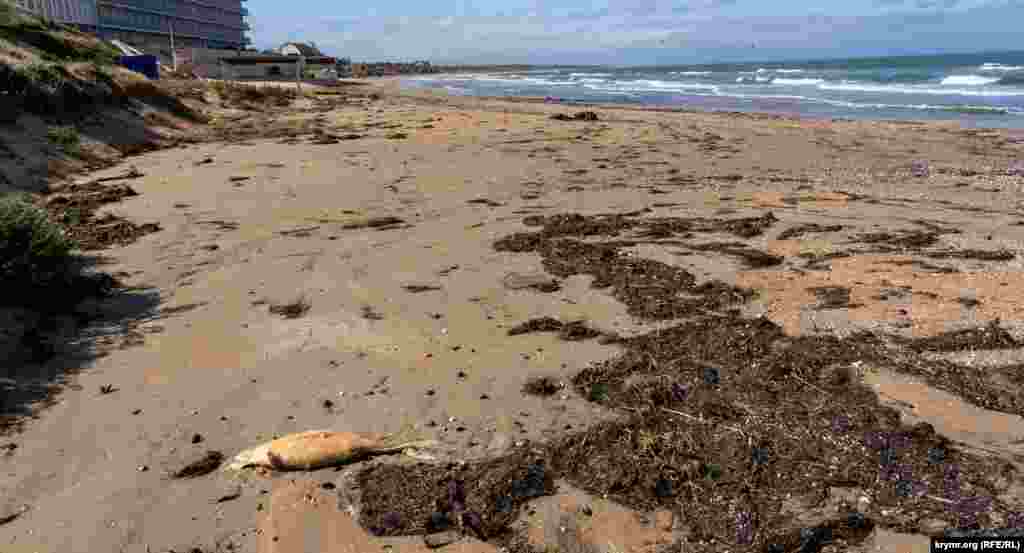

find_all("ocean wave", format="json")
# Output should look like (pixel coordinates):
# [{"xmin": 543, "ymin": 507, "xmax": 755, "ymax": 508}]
[
  {"xmin": 997, "ymin": 74, "xmax": 1024, "ymax": 86},
  {"xmin": 940, "ymin": 75, "xmax": 1000, "ymax": 86},
  {"xmin": 775, "ymin": 69, "xmax": 805, "ymax": 74},
  {"xmin": 583, "ymin": 81, "xmax": 720, "ymax": 94},
  {"xmin": 980, "ymin": 63, "xmax": 1024, "ymax": 72},
  {"xmin": 470, "ymin": 75, "xmax": 577, "ymax": 86},
  {"xmin": 569, "ymin": 72, "xmax": 613, "ymax": 77},
  {"xmin": 819, "ymin": 81, "xmax": 1024, "ymax": 97},
  {"xmin": 715, "ymin": 92, "xmax": 1022, "ymax": 115},
  {"xmin": 670, "ymin": 71, "xmax": 712, "ymax": 75},
  {"xmin": 773, "ymin": 78, "xmax": 825, "ymax": 86},
  {"xmin": 633, "ymin": 79, "xmax": 719, "ymax": 90}
]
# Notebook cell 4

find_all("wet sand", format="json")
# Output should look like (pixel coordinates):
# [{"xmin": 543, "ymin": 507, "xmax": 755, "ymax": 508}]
[{"xmin": 2, "ymin": 78, "xmax": 1024, "ymax": 553}]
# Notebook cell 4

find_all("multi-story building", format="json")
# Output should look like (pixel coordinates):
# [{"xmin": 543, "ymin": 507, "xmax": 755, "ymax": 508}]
[
  {"xmin": 3, "ymin": 0, "xmax": 249, "ymax": 52},
  {"xmin": 95, "ymin": 0, "xmax": 250, "ymax": 51},
  {"xmin": 5, "ymin": 0, "xmax": 98, "ymax": 28}
]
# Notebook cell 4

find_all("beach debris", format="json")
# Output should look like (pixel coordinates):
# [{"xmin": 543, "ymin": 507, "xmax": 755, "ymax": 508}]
[
  {"xmin": 1009, "ymin": 161, "xmax": 1024, "ymax": 176},
  {"xmin": 507, "ymin": 317, "xmax": 603, "ymax": 341},
  {"xmin": 173, "ymin": 450, "xmax": 225, "ymax": 479},
  {"xmin": 403, "ymin": 284, "xmax": 442, "ymax": 293},
  {"xmin": 214, "ymin": 485, "xmax": 242, "ymax": 503},
  {"xmin": 424, "ymin": 530, "xmax": 462, "ymax": 549},
  {"xmin": 911, "ymin": 160, "xmax": 930, "ymax": 178},
  {"xmin": 92, "ymin": 166, "xmax": 144, "ymax": 183},
  {"xmin": 522, "ymin": 376, "xmax": 564, "ymax": 397},
  {"xmin": 98, "ymin": 384, "xmax": 117, "ymax": 395},
  {"xmin": 0, "ymin": 505, "xmax": 29, "ymax": 526},
  {"xmin": 194, "ymin": 156, "xmax": 215, "ymax": 166},
  {"xmin": 224, "ymin": 428, "xmax": 438, "ymax": 472},
  {"xmin": 341, "ymin": 216, "xmax": 405, "ymax": 230},
  {"xmin": 550, "ymin": 111, "xmax": 599, "ymax": 122},
  {"xmin": 502, "ymin": 272, "xmax": 561, "ymax": 292},
  {"xmin": 268, "ymin": 296, "xmax": 311, "ymax": 319},
  {"xmin": 466, "ymin": 198, "xmax": 505, "ymax": 207}
]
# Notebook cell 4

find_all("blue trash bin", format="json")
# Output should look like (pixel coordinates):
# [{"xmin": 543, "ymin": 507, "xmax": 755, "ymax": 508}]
[{"xmin": 119, "ymin": 55, "xmax": 160, "ymax": 80}]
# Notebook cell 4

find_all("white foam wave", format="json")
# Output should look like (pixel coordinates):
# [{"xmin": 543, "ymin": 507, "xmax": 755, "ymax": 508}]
[
  {"xmin": 583, "ymin": 81, "xmax": 720, "ymax": 94},
  {"xmin": 819, "ymin": 81, "xmax": 1024, "ymax": 97},
  {"xmin": 775, "ymin": 69, "xmax": 805, "ymax": 74},
  {"xmin": 773, "ymin": 78, "xmax": 825, "ymax": 86},
  {"xmin": 633, "ymin": 79, "xmax": 719, "ymax": 90},
  {"xmin": 980, "ymin": 63, "xmax": 1024, "ymax": 72},
  {"xmin": 940, "ymin": 75, "xmax": 1000, "ymax": 86},
  {"xmin": 671, "ymin": 71, "xmax": 712, "ymax": 76},
  {"xmin": 569, "ymin": 72, "xmax": 613, "ymax": 77}
]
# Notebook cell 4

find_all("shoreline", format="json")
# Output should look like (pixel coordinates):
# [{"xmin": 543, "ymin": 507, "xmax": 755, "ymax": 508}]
[{"xmin": 383, "ymin": 72, "xmax": 1024, "ymax": 131}]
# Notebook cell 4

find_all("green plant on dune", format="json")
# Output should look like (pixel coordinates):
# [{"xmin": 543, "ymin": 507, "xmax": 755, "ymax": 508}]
[
  {"xmin": 0, "ymin": 193, "xmax": 77, "ymax": 296},
  {"xmin": 46, "ymin": 124, "xmax": 79, "ymax": 152}
]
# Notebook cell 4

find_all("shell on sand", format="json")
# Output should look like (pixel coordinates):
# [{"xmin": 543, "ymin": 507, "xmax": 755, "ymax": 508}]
[{"xmin": 225, "ymin": 429, "xmax": 437, "ymax": 472}]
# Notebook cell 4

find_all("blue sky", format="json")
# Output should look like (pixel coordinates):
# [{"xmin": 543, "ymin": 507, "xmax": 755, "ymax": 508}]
[{"xmin": 246, "ymin": 0, "xmax": 1024, "ymax": 64}]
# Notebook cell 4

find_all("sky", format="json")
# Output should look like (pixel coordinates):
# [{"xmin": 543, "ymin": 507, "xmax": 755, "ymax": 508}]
[{"xmin": 246, "ymin": 0, "xmax": 1024, "ymax": 65}]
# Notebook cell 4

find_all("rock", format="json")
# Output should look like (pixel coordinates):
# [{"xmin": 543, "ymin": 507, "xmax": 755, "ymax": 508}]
[
  {"xmin": 1009, "ymin": 161, "xmax": 1024, "ymax": 177},
  {"xmin": 424, "ymin": 531, "xmax": 462, "ymax": 549}
]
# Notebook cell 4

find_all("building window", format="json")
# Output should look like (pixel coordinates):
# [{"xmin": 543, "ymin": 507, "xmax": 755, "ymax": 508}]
[{"xmin": 266, "ymin": 65, "xmax": 282, "ymax": 77}]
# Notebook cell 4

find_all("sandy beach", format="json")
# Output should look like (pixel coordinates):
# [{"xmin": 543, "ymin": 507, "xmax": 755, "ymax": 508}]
[{"xmin": 3, "ymin": 77, "xmax": 1024, "ymax": 553}]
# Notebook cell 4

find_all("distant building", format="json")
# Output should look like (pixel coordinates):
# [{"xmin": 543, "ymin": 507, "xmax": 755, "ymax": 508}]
[{"xmin": 278, "ymin": 42, "xmax": 322, "ymax": 57}]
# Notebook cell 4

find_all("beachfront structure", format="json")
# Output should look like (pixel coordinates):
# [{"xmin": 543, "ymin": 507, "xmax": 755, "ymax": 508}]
[
  {"xmin": 2, "ymin": 0, "xmax": 249, "ymax": 51},
  {"xmin": 220, "ymin": 55, "xmax": 336, "ymax": 80}
]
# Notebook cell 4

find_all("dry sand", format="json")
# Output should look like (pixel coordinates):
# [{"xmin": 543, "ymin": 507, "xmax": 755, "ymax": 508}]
[{"xmin": 2, "ymin": 78, "xmax": 1024, "ymax": 552}]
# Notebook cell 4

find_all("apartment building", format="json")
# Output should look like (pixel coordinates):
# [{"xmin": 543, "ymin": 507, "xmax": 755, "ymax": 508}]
[
  {"xmin": 4, "ymin": 0, "xmax": 249, "ymax": 52},
  {"xmin": 95, "ymin": 0, "xmax": 249, "ymax": 51},
  {"xmin": 5, "ymin": 0, "xmax": 98, "ymax": 27}
]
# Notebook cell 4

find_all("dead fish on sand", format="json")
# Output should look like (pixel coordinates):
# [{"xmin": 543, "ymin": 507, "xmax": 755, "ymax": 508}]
[{"xmin": 225, "ymin": 428, "xmax": 438, "ymax": 472}]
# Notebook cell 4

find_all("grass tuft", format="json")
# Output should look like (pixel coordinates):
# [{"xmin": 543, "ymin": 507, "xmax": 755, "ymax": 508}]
[
  {"xmin": 0, "ymin": 192, "xmax": 77, "ymax": 298},
  {"xmin": 46, "ymin": 124, "xmax": 79, "ymax": 151}
]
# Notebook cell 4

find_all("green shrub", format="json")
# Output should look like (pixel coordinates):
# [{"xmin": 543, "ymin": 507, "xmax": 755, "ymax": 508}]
[
  {"xmin": 47, "ymin": 125, "xmax": 79, "ymax": 150},
  {"xmin": 0, "ymin": 193, "xmax": 77, "ymax": 294}
]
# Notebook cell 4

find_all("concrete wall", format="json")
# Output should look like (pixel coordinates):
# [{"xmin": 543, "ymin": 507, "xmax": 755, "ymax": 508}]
[
  {"xmin": 222, "ymin": 61, "xmax": 333, "ymax": 81},
  {"xmin": 174, "ymin": 47, "xmax": 259, "ymax": 78}
]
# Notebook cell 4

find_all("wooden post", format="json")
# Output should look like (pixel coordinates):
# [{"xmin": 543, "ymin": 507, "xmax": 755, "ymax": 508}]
[{"xmin": 169, "ymin": 20, "xmax": 177, "ymax": 72}]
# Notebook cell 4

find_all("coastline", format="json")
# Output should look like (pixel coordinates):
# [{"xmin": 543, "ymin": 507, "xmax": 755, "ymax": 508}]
[
  {"xmin": 2, "ymin": 78, "xmax": 1024, "ymax": 553},
  {"xmin": 386, "ymin": 70, "xmax": 1024, "ymax": 131}
]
